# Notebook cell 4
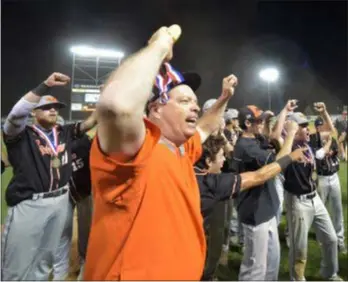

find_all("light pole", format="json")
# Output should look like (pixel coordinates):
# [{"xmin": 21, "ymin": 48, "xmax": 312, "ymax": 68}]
[
  {"xmin": 69, "ymin": 45, "xmax": 124, "ymax": 120},
  {"xmin": 259, "ymin": 68, "xmax": 279, "ymax": 111}
]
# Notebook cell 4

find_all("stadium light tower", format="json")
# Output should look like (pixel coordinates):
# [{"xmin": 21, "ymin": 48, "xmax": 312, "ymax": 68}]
[
  {"xmin": 259, "ymin": 67, "xmax": 279, "ymax": 111},
  {"xmin": 69, "ymin": 45, "xmax": 124, "ymax": 121}
]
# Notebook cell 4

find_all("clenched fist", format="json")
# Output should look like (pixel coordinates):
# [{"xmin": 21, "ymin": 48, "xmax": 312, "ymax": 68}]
[
  {"xmin": 285, "ymin": 99, "xmax": 298, "ymax": 112},
  {"xmin": 44, "ymin": 72, "xmax": 70, "ymax": 87},
  {"xmin": 148, "ymin": 25, "xmax": 182, "ymax": 62},
  {"xmin": 222, "ymin": 74, "xmax": 238, "ymax": 98},
  {"xmin": 314, "ymin": 102, "xmax": 326, "ymax": 113}
]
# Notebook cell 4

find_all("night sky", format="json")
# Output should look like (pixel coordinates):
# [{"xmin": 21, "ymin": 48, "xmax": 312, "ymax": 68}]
[{"xmin": 1, "ymin": 0, "xmax": 347, "ymax": 119}]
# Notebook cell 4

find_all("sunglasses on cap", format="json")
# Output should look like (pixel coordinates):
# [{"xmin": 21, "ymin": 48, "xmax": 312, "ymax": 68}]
[{"xmin": 36, "ymin": 105, "xmax": 60, "ymax": 111}]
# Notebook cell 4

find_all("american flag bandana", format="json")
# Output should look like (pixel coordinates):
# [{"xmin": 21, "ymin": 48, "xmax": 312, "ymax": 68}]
[{"xmin": 155, "ymin": 63, "xmax": 185, "ymax": 104}]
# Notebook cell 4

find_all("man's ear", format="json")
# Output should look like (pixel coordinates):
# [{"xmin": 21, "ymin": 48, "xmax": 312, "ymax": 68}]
[
  {"xmin": 245, "ymin": 120, "xmax": 251, "ymax": 128},
  {"xmin": 205, "ymin": 157, "xmax": 212, "ymax": 169},
  {"xmin": 150, "ymin": 102, "xmax": 163, "ymax": 119},
  {"xmin": 31, "ymin": 110, "xmax": 36, "ymax": 117}
]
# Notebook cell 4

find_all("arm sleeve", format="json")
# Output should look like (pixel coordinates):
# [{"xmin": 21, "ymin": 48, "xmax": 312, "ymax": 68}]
[
  {"xmin": 3, "ymin": 98, "xmax": 38, "ymax": 139},
  {"xmin": 214, "ymin": 173, "xmax": 242, "ymax": 201}
]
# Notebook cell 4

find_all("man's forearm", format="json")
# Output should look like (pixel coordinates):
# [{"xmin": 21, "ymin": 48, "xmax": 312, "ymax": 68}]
[
  {"xmin": 3, "ymin": 88, "xmax": 47, "ymax": 137},
  {"xmin": 321, "ymin": 110, "xmax": 336, "ymax": 135},
  {"xmin": 98, "ymin": 42, "xmax": 169, "ymax": 118},
  {"xmin": 276, "ymin": 131, "xmax": 296, "ymax": 160},
  {"xmin": 197, "ymin": 95, "xmax": 229, "ymax": 142},
  {"xmin": 271, "ymin": 108, "xmax": 288, "ymax": 142},
  {"xmin": 80, "ymin": 111, "xmax": 98, "ymax": 134}
]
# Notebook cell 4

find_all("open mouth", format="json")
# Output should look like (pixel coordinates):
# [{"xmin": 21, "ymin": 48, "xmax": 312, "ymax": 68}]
[{"xmin": 186, "ymin": 117, "xmax": 197, "ymax": 126}]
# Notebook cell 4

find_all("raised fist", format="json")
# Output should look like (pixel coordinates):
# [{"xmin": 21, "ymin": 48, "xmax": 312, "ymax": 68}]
[
  {"xmin": 222, "ymin": 74, "xmax": 238, "ymax": 98},
  {"xmin": 314, "ymin": 102, "xmax": 326, "ymax": 113},
  {"xmin": 285, "ymin": 99, "xmax": 298, "ymax": 112},
  {"xmin": 148, "ymin": 25, "xmax": 182, "ymax": 62},
  {"xmin": 44, "ymin": 72, "xmax": 70, "ymax": 87}
]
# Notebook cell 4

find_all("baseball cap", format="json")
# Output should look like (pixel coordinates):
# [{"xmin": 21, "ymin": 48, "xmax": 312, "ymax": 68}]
[
  {"xmin": 314, "ymin": 117, "xmax": 324, "ymax": 127},
  {"xmin": 147, "ymin": 63, "xmax": 201, "ymax": 105},
  {"xmin": 238, "ymin": 105, "xmax": 268, "ymax": 125},
  {"xmin": 34, "ymin": 95, "xmax": 66, "ymax": 110},
  {"xmin": 287, "ymin": 112, "xmax": 309, "ymax": 126},
  {"xmin": 202, "ymin": 99, "xmax": 217, "ymax": 112},
  {"xmin": 224, "ymin": 108, "xmax": 239, "ymax": 121}
]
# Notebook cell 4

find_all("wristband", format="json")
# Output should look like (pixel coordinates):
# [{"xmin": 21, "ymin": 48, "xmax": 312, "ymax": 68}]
[
  {"xmin": 276, "ymin": 155, "xmax": 292, "ymax": 171},
  {"xmin": 32, "ymin": 82, "xmax": 50, "ymax": 96}
]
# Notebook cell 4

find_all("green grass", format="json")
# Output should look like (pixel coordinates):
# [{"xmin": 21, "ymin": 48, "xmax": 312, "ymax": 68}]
[{"xmin": 216, "ymin": 162, "xmax": 348, "ymax": 281}]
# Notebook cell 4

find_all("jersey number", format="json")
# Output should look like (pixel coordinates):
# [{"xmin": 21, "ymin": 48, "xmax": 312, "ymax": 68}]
[{"xmin": 72, "ymin": 159, "xmax": 84, "ymax": 172}]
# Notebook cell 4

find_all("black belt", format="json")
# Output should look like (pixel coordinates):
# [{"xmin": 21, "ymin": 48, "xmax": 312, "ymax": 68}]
[
  {"xmin": 296, "ymin": 191, "xmax": 316, "ymax": 200},
  {"xmin": 317, "ymin": 171, "xmax": 336, "ymax": 177},
  {"xmin": 32, "ymin": 187, "xmax": 68, "ymax": 200}
]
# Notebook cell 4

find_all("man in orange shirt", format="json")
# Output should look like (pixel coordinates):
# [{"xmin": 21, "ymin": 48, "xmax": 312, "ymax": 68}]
[{"xmin": 84, "ymin": 25, "xmax": 239, "ymax": 280}]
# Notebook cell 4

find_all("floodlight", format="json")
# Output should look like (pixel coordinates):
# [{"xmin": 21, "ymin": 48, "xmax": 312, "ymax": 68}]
[
  {"xmin": 70, "ymin": 45, "xmax": 124, "ymax": 58},
  {"xmin": 259, "ymin": 68, "xmax": 279, "ymax": 83}
]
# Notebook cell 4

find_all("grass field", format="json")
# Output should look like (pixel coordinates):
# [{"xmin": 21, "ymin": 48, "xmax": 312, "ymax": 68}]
[{"xmin": 1, "ymin": 136, "xmax": 347, "ymax": 281}]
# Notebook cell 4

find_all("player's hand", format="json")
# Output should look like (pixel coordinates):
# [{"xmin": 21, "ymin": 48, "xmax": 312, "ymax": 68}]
[
  {"xmin": 284, "ymin": 120, "xmax": 299, "ymax": 134},
  {"xmin": 289, "ymin": 147, "xmax": 308, "ymax": 163},
  {"xmin": 148, "ymin": 25, "xmax": 182, "ymax": 62},
  {"xmin": 285, "ymin": 99, "xmax": 298, "ymax": 112},
  {"xmin": 314, "ymin": 102, "xmax": 326, "ymax": 113},
  {"xmin": 44, "ymin": 72, "xmax": 70, "ymax": 87},
  {"xmin": 221, "ymin": 74, "xmax": 238, "ymax": 98}
]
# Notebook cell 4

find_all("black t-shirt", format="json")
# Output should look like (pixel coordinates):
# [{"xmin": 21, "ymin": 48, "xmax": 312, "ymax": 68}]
[
  {"xmin": 231, "ymin": 136, "xmax": 278, "ymax": 226},
  {"xmin": 195, "ymin": 167, "xmax": 241, "ymax": 231},
  {"xmin": 69, "ymin": 135, "xmax": 92, "ymax": 201},
  {"xmin": 283, "ymin": 143, "xmax": 317, "ymax": 195},
  {"xmin": 309, "ymin": 133, "xmax": 340, "ymax": 176},
  {"xmin": 4, "ymin": 123, "xmax": 83, "ymax": 206}
]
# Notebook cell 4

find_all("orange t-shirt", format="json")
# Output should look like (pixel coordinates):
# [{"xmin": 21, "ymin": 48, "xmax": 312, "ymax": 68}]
[{"xmin": 84, "ymin": 119, "xmax": 206, "ymax": 280}]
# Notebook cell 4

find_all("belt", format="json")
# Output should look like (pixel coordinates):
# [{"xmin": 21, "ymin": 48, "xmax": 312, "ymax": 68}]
[
  {"xmin": 296, "ymin": 191, "xmax": 316, "ymax": 201},
  {"xmin": 32, "ymin": 186, "xmax": 69, "ymax": 200},
  {"xmin": 318, "ymin": 171, "xmax": 336, "ymax": 176}
]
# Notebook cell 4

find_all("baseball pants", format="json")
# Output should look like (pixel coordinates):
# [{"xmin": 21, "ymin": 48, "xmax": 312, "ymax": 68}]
[
  {"xmin": 76, "ymin": 195, "xmax": 93, "ymax": 281},
  {"xmin": 202, "ymin": 201, "xmax": 226, "ymax": 281},
  {"xmin": 238, "ymin": 216, "xmax": 280, "ymax": 281},
  {"xmin": 274, "ymin": 175, "xmax": 285, "ymax": 225},
  {"xmin": 52, "ymin": 198, "xmax": 74, "ymax": 280},
  {"xmin": 317, "ymin": 173, "xmax": 345, "ymax": 248},
  {"xmin": 285, "ymin": 190, "xmax": 339, "ymax": 281},
  {"xmin": 1, "ymin": 186, "xmax": 70, "ymax": 280}
]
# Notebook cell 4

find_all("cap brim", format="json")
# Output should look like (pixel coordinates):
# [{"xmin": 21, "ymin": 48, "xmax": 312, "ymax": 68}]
[
  {"xmin": 180, "ymin": 72, "xmax": 201, "ymax": 92},
  {"xmin": 35, "ymin": 102, "xmax": 66, "ymax": 110}
]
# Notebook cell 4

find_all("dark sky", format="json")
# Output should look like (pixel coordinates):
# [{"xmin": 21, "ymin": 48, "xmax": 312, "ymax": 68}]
[{"xmin": 1, "ymin": 0, "xmax": 347, "ymax": 118}]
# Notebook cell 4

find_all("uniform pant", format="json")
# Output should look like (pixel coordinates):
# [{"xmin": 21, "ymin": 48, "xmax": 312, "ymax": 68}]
[
  {"xmin": 285, "ymin": 190, "xmax": 339, "ymax": 281},
  {"xmin": 53, "ymin": 195, "xmax": 93, "ymax": 281},
  {"xmin": 238, "ymin": 216, "xmax": 280, "ymax": 281},
  {"xmin": 274, "ymin": 175, "xmax": 285, "ymax": 225},
  {"xmin": 1, "ymin": 187, "xmax": 70, "ymax": 281},
  {"xmin": 202, "ymin": 201, "xmax": 226, "ymax": 281},
  {"xmin": 317, "ymin": 173, "xmax": 345, "ymax": 247},
  {"xmin": 52, "ymin": 198, "xmax": 74, "ymax": 280},
  {"xmin": 76, "ymin": 195, "xmax": 93, "ymax": 280}
]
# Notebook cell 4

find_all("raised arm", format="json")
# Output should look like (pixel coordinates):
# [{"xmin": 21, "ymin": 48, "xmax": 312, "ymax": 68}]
[
  {"xmin": 96, "ymin": 25, "xmax": 181, "ymax": 158},
  {"xmin": 270, "ymin": 100, "xmax": 298, "ymax": 145},
  {"xmin": 197, "ymin": 75, "xmax": 238, "ymax": 144},
  {"xmin": 239, "ymin": 147, "xmax": 305, "ymax": 191},
  {"xmin": 274, "ymin": 120, "xmax": 298, "ymax": 160},
  {"xmin": 314, "ymin": 102, "xmax": 336, "ymax": 135},
  {"xmin": 3, "ymin": 73, "xmax": 70, "ymax": 138}
]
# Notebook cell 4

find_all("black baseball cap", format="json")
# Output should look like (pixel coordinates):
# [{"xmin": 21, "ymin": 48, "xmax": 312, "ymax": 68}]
[
  {"xmin": 314, "ymin": 117, "xmax": 324, "ymax": 128},
  {"xmin": 147, "ymin": 63, "xmax": 201, "ymax": 104},
  {"xmin": 238, "ymin": 105, "xmax": 268, "ymax": 126}
]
